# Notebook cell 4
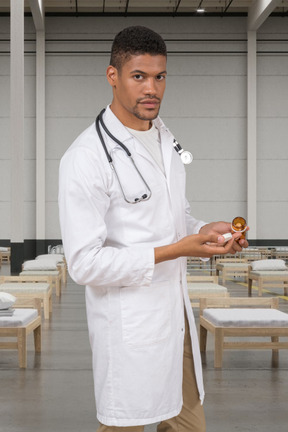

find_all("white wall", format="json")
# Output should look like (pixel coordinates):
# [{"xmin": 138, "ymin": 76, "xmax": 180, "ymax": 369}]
[
  {"xmin": 257, "ymin": 21, "xmax": 288, "ymax": 239},
  {"xmin": 0, "ymin": 15, "xmax": 287, "ymax": 240}
]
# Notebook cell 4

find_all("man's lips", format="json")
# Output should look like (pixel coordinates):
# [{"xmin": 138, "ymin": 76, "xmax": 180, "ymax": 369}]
[{"xmin": 139, "ymin": 100, "xmax": 159, "ymax": 108}]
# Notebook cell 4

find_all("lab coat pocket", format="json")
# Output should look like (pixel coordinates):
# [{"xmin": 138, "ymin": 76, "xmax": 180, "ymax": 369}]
[{"xmin": 120, "ymin": 280, "xmax": 171, "ymax": 347}]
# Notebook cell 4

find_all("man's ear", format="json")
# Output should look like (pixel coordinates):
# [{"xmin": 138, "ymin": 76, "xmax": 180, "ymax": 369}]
[{"xmin": 106, "ymin": 65, "xmax": 118, "ymax": 87}]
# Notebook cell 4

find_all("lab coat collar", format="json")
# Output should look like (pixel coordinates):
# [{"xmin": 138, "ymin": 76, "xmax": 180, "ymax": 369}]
[
  {"xmin": 153, "ymin": 116, "xmax": 174, "ymax": 184},
  {"xmin": 102, "ymin": 106, "xmax": 174, "ymax": 180},
  {"xmin": 102, "ymin": 105, "xmax": 173, "ymax": 146},
  {"xmin": 102, "ymin": 105, "xmax": 134, "ymax": 146},
  {"xmin": 102, "ymin": 106, "xmax": 159, "ymax": 169}
]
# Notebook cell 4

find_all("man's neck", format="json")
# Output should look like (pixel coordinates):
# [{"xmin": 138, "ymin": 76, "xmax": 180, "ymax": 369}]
[{"xmin": 109, "ymin": 103, "xmax": 152, "ymax": 131}]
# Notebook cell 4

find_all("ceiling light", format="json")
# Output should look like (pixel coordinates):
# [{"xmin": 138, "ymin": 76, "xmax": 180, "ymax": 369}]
[{"xmin": 196, "ymin": 8, "xmax": 205, "ymax": 13}]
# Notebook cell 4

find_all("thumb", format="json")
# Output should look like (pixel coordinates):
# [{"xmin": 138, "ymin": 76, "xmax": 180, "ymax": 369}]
[
  {"xmin": 217, "ymin": 235, "xmax": 226, "ymax": 244},
  {"xmin": 218, "ymin": 232, "xmax": 242, "ymax": 243},
  {"xmin": 206, "ymin": 233, "xmax": 228, "ymax": 244},
  {"xmin": 217, "ymin": 232, "xmax": 235, "ymax": 243}
]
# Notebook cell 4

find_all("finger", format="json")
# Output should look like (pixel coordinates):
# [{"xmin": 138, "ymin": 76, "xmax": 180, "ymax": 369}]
[
  {"xmin": 221, "ymin": 237, "xmax": 243, "ymax": 254},
  {"xmin": 203, "ymin": 237, "xmax": 235, "ymax": 256},
  {"xmin": 219, "ymin": 222, "xmax": 232, "ymax": 233},
  {"xmin": 232, "ymin": 232, "xmax": 242, "ymax": 241},
  {"xmin": 215, "ymin": 233, "xmax": 240, "ymax": 249},
  {"xmin": 231, "ymin": 242, "xmax": 243, "ymax": 253},
  {"xmin": 204, "ymin": 233, "xmax": 235, "ymax": 245},
  {"xmin": 239, "ymin": 239, "xmax": 249, "ymax": 248},
  {"xmin": 222, "ymin": 237, "xmax": 236, "ymax": 252},
  {"xmin": 202, "ymin": 234, "xmax": 241, "ymax": 257}
]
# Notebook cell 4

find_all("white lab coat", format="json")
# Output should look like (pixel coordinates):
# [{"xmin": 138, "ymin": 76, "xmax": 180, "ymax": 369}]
[{"xmin": 58, "ymin": 106, "xmax": 206, "ymax": 427}]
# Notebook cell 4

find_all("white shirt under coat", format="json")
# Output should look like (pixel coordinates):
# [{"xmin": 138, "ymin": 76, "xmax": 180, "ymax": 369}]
[{"xmin": 58, "ymin": 105, "xmax": 206, "ymax": 427}]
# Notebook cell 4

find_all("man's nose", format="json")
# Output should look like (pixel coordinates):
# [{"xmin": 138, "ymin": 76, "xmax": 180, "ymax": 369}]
[{"xmin": 144, "ymin": 78, "xmax": 157, "ymax": 94}]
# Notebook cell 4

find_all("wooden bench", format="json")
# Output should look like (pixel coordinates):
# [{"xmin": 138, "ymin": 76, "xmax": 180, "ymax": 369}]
[
  {"xmin": 57, "ymin": 262, "xmax": 67, "ymax": 285},
  {"xmin": 199, "ymin": 297, "xmax": 288, "ymax": 368},
  {"xmin": 271, "ymin": 249, "xmax": 288, "ymax": 262},
  {"xmin": 0, "ymin": 247, "xmax": 11, "ymax": 264},
  {"xmin": 0, "ymin": 297, "xmax": 41, "ymax": 368},
  {"xmin": 187, "ymin": 275, "xmax": 229, "ymax": 307},
  {"xmin": 248, "ymin": 268, "xmax": 288, "ymax": 296},
  {"xmin": 240, "ymin": 248, "xmax": 272, "ymax": 261},
  {"xmin": 216, "ymin": 259, "xmax": 249, "ymax": 285},
  {"xmin": 0, "ymin": 276, "xmax": 52, "ymax": 320},
  {"xmin": 20, "ymin": 270, "xmax": 61, "ymax": 297},
  {"xmin": 35, "ymin": 255, "xmax": 68, "ymax": 284},
  {"xmin": 186, "ymin": 256, "xmax": 212, "ymax": 275}
]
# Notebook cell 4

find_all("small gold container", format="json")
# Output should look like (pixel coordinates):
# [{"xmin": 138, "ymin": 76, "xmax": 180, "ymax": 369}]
[{"xmin": 231, "ymin": 216, "xmax": 247, "ymax": 239}]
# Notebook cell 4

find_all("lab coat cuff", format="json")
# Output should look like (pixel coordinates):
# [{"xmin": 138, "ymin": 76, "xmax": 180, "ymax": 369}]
[
  {"xmin": 139, "ymin": 247, "xmax": 155, "ymax": 285},
  {"xmin": 196, "ymin": 222, "xmax": 210, "ymax": 262},
  {"xmin": 195, "ymin": 221, "xmax": 208, "ymax": 235}
]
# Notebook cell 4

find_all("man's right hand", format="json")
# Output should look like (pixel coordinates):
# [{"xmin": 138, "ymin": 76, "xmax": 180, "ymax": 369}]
[{"xmin": 154, "ymin": 232, "xmax": 241, "ymax": 264}]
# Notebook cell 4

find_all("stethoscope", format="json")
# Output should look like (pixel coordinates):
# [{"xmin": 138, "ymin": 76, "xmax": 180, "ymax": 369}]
[{"xmin": 95, "ymin": 108, "xmax": 193, "ymax": 204}]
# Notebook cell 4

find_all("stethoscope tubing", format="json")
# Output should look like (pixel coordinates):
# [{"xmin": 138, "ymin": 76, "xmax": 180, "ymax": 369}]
[
  {"xmin": 95, "ymin": 109, "xmax": 152, "ymax": 204},
  {"xmin": 95, "ymin": 111, "xmax": 113, "ymax": 163},
  {"xmin": 97, "ymin": 108, "xmax": 132, "ymax": 156},
  {"xmin": 95, "ymin": 108, "xmax": 193, "ymax": 203}
]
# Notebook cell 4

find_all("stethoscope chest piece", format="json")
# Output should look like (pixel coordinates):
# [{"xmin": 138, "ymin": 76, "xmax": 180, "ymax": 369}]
[
  {"xmin": 180, "ymin": 151, "xmax": 193, "ymax": 165},
  {"xmin": 173, "ymin": 139, "xmax": 193, "ymax": 165}
]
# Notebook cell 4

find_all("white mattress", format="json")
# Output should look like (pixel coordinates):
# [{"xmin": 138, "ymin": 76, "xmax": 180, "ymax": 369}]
[
  {"xmin": 23, "ymin": 259, "xmax": 57, "ymax": 270},
  {"xmin": 0, "ymin": 309, "xmax": 38, "ymax": 327},
  {"xmin": 217, "ymin": 263, "xmax": 248, "ymax": 269},
  {"xmin": 250, "ymin": 271, "xmax": 288, "ymax": 277},
  {"xmin": 20, "ymin": 270, "xmax": 59, "ymax": 275},
  {"xmin": 36, "ymin": 254, "xmax": 64, "ymax": 263},
  {"xmin": 188, "ymin": 283, "xmax": 228, "ymax": 294},
  {"xmin": 0, "ymin": 283, "xmax": 50, "ymax": 293},
  {"xmin": 203, "ymin": 308, "xmax": 288, "ymax": 327}
]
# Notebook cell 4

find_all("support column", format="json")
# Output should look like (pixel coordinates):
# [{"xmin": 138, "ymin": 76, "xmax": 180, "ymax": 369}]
[
  {"xmin": 36, "ymin": 29, "xmax": 46, "ymax": 256},
  {"xmin": 247, "ymin": 30, "xmax": 257, "ymax": 240},
  {"xmin": 10, "ymin": 0, "xmax": 24, "ymax": 273}
]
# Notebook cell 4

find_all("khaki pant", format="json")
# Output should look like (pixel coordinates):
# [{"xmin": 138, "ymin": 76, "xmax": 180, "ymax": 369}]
[{"xmin": 97, "ymin": 312, "xmax": 206, "ymax": 432}]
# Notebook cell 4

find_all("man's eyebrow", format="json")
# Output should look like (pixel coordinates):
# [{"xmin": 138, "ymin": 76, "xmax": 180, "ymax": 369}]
[{"xmin": 130, "ymin": 69, "xmax": 167, "ymax": 75}]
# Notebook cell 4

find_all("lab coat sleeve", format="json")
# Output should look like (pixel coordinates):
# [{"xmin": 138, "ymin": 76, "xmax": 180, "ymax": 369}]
[
  {"xmin": 58, "ymin": 147, "xmax": 155, "ymax": 288},
  {"xmin": 185, "ymin": 198, "xmax": 207, "ymax": 235},
  {"xmin": 185, "ymin": 199, "xmax": 210, "ymax": 262}
]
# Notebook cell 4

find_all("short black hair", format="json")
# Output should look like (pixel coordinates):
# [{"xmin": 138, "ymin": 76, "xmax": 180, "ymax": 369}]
[{"xmin": 110, "ymin": 26, "xmax": 167, "ymax": 71}]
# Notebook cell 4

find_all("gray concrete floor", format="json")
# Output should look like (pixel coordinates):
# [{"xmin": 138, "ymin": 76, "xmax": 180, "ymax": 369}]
[{"xmin": 1, "ymin": 263, "xmax": 288, "ymax": 431}]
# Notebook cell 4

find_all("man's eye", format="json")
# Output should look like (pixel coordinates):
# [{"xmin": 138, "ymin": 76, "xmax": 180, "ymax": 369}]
[
  {"xmin": 157, "ymin": 75, "xmax": 166, "ymax": 81},
  {"xmin": 134, "ymin": 74, "xmax": 143, "ymax": 80}
]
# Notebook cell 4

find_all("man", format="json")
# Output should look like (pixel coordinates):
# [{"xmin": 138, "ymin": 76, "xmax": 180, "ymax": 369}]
[{"xmin": 59, "ymin": 26, "xmax": 248, "ymax": 432}]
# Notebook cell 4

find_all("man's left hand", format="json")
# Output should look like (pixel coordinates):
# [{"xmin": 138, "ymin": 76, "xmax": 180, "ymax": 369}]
[{"xmin": 199, "ymin": 221, "xmax": 249, "ymax": 254}]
